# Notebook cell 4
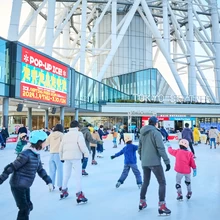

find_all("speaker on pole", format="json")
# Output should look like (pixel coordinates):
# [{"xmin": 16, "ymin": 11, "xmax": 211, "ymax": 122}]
[
  {"xmin": 17, "ymin": 104, "xmax": 23, "ymax": 112},
  {"xmin": 51, "ymin": 107, "xmax": 56, "ymax": 114}
]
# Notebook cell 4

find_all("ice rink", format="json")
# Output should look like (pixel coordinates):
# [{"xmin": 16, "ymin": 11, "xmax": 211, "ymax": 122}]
[{"xmin": 0, "ymin": 140, "xmax": 220, "ymax": 220}]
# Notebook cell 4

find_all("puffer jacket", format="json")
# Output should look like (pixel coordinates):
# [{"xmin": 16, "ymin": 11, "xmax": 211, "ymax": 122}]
[
  {"xmin": 138, "ymin": 125, "xmax": 170, "ymax": 167},
  {"xmin": 59, "ymin": 128, "xmax": 89, "ymax": 160},
  {"xmin": 45, "ymin": 131, "xmax": 64, "ymax": 153},
  {"xmin": 90, "ymin": 132, "xmax": 101, "ymax": 147},
  {"xmin": 0, "ymin": 146, "xmax": 52, "ymax": 188},
  {"xmin": 81, "ymin": 127, "xmax": 98, "ymax": 152},
  {"xmin": 209, "ymin": 128, "xmax": 218, "ymax": 139}
]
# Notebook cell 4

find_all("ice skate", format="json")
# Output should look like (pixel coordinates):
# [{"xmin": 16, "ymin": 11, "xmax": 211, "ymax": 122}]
[
  {"xmin": 60, "ymin": 188, "xmax": 69, "ymax": 199},
  {"xmin": 76, "ymin": 191, "xmax": 88, "ymax": 204},
  {"xmin": 113, "ymin": 145, "xmax": 117, "ymax": 148},
  {"xmin": 177, "ymin": 193, "xmax": 183, "ymax": 201},
  {"xmin": 116, "ymin": 182, "xmax": 121, "ymax": 188},
  {"xmin": 82, "ymin": 170, "xmax": 89, "ymax": 176},
  {"xmin": 158, "ymin": 202, "xmax": 171, "ymax": 215},
  {"xmin": 139, "ymin": 199, "xmax": 147, "ymax": 211},
  {"xmin": 137, "ymin": 184, "xmax": 142, "ymax": 189},
  {"xmin": 91, "ymin": 160, "xmax": 98, "ymax": 165},
  {"xmin": 186, "ymin": 192, "xmax": 192, "ymax": 200}
]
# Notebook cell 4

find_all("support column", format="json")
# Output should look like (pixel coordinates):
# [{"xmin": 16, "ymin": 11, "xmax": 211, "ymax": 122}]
[
  {"xmin": 45, "ymin": 109, "xmax": 49, "ymax": 128},
  {"xmin": 2, "ymin": 98, "xmax": 9, "ymax": 128},
  {"xmin": 28, "ymin": 108, "xmax": 32, "ymax": 131},
  {"xmin": 211, "ymin": 0, "xmax": 220, "ymax": 102},
  {"xmin": 75, "ymin": 108, "xmax": 79, "ymax": 121},
  {"xmin": 29, "ymin": 8, "xmax": 37, "ymax": 47},
  {"xmin": 112, "ymin": 0, "xmax": 117, "ymax": 48},
  {"xmin": 60, "ymin": 107, "xmax": 64, "ymax": 127},
  {"xmin": 187, "ymin": 0, "xmax": 196, "ymax": 97},
  {"xmin": 163, "ymin": 0, "xmax": 170, "ymax": 53},
  {"xmin": 80, "ymin": 0, "xmax": 87, "ymax": 73},
  {"xmin": 7, "ymin": 0, "xmax": 22, "ymax": 41},
  {"xmin": 44, "ymin": 0, "xmax": 56, "ymax": 56}
]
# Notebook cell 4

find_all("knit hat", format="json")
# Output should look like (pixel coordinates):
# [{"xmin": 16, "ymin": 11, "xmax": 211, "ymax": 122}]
[
  {"xmin": 125, "ymin": 136, "xmax": 132, "ymax": 143},
  {"xmin": 179, "ymin": 139, "xmax": 189, "ymax": 148}
]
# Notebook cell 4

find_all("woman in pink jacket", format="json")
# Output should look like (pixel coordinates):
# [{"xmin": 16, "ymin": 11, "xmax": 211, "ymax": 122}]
[{"xmin": 167, "ymin": 139, "xmax": 197, "ymax": 201}]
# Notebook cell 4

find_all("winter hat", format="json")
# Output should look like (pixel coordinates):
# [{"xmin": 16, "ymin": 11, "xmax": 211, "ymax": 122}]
[
  {"xmin": 179, "ymin": 139, "xmax": 189, "ymax": 148},
  {"xmin": 125, "ymin": 136, "xmax": 132, "ymax": 143},
  {"xmin": 149, "ymin": 116, "xmax": 158, "ymax": 125}
]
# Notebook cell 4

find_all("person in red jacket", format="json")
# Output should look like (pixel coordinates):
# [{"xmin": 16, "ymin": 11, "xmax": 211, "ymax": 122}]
[{"xmin": 167, "ymin": 139, "xmax": 197, "ymax": 201}]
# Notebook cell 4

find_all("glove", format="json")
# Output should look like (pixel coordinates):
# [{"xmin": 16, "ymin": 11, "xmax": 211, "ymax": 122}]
[
  {"xmin": 193, "ymin": 169, "xmax": 197, "ymax": 177},
  {"xmin": 98, "ymin": 140, "xmax": 104, "ymax": 145},
  {"xmin": 48, "ymin": 183, "xmax": 54, "ymax": 192},
  {"xmin": 111, "ymin": 155, "xmax": 116, "ymax": 160},
  {"xmin": 165, "ymin": 164, "xmax": 171, "ymax": 172},
  {"xmin": 61, "ymin": 160, "xmax": 64, "ymax": 163}
]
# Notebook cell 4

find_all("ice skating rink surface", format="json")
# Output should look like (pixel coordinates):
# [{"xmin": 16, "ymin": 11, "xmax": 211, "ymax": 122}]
[{"xmin": 0, "ymin": 140, "xmax": 219, "ymax": 220}]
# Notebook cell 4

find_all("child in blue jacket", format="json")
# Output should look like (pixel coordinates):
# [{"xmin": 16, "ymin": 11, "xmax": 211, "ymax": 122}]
[{"xmin": 111, "ymin": 136, "xmax": 142, "ymax": 188}]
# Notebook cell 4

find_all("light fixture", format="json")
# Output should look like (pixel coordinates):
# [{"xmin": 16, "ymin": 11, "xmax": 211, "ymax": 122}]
[
  {"xmin": 48, "ymin": 107, "xmax": 51, "ymax": 110},
  {"xmin": 24, "ymin": 104, "xmax": 27, "ymax": 107},
  {"xmin": 38, "ymin": 104, "xmax": 41, "ymax": 109}
]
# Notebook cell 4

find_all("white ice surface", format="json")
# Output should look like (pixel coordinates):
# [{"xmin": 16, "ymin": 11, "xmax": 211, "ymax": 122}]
[{"xmin": 0, "ymin": 140, "xmax": 220, "ymax": 220}]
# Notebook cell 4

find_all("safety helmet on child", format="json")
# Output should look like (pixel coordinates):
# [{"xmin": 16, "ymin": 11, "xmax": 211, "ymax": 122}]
[
  {"xmin": 179, "ymin": 139, "xmax": 189, "ymax": 148},
  {"xmin": 29, "ymin": 130, "xmax": 48, "ymax": 144}
]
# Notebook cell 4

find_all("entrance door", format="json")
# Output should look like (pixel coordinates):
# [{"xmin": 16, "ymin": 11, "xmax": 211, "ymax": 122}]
[{"xmin": 175, "ymin": 120, "xmax": 183, "ymax": 131}]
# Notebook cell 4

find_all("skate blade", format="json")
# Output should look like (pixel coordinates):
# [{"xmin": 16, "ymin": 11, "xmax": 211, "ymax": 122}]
[{"xmin": 77, "ymin": 200, "xmax": 88, "ymax": 205}]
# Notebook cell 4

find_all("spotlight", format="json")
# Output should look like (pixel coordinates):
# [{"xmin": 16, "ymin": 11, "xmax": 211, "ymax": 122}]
[{"xmin": 38, "ymin": 104, "xmax": 41, "ymax": 109}]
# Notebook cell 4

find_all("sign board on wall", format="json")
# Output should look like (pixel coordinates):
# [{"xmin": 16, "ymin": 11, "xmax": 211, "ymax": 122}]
[{"xmin": 20, "ymin": 47, "xmax": 68, "ymax": 105}]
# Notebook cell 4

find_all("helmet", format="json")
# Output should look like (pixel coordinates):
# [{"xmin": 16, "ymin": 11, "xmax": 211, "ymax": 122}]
[
  {"xmin": 29, "ymin": 130, "xmax": 48, "ymax": 144},
  {"xmin": 149, "ymin": 116, "xmax": 158, "ymax": 125},
  {"xmin": 125, "ymin": 136, "xmax": 132, "ymax": 143},
  {"xmin": 179, "ymin": 139, "xmax": 189, "ymax": 148}
]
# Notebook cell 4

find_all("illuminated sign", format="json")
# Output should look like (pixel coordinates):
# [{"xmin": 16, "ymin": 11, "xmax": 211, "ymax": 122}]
[{"xmin": 20, "ymin": 47, "xmax": 68, "ymax": 105}]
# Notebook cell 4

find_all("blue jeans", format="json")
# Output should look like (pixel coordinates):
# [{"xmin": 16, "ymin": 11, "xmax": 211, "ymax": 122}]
[
  {"xmin": 118, "ymin": 164, "xmax": 142, "ymax": 184},
  {"xmin": 97, "ymin": 144, "xmax": 103, "ymax": 153},
  {"xmin": 113, "ymin": 137, "xmax": 117, "ymax": 145},
  {"xmin": 210, "ymin": 138, "xmax": 216, "ymax": 147},
  {"xmin": 82, "ymin": 156, "xmax": 88, "ymax": 170},
  {"xmin": 49, "ymin": 153, "xmax": 63, "ymax": 187}
]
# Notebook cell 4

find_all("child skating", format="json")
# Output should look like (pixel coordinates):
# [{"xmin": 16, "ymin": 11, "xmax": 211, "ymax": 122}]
[
  {"xmin": 110, "ymin": 136, "xmax": 142, "ymax": 188},
  {"xmin": 0, "ymin": 130, "xmax": 53, "ymax": 220},
  {"xmin": 167, "ymin": 139, "xmax": 197, "ymax": 200}
]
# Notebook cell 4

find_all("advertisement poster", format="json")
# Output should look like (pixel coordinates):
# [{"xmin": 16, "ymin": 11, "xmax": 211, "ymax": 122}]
[{"xmin": 20, "ymin": 47, "xmax": 68, "ymax": 105}]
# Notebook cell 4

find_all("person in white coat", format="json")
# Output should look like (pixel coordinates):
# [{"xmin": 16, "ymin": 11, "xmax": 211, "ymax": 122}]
[{"xmin": 59, "ymin": 120, "xmax": 89, "ymax": 204}]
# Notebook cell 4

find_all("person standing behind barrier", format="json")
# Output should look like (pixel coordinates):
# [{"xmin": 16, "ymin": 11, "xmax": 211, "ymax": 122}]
[
  {"xmin": 138, "ymin": 116, "xmax": 171, "ymax": 215},
  {"xmin": 45, "ymin": 124, "xmax": 64, "ymax": 191},
  {"xmin": 182, "ymin": 123, "xmax": 195, "ymax": 157},
  {"xmin": 208, "ymin": 127, "xmax": 218, "ymax": 149},
  {"xmin": 193, "ymin": 125, "xmax": 200, "ymax": 145},
  {"xmin": 1, "ymin": 127, "xmax": 9, "ymax": 146}
]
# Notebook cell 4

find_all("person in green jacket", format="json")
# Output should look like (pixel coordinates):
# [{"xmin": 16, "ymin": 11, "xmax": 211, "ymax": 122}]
[{"xmin": 15, "ymin": 133, "xmax": 28, "ymax": 154}]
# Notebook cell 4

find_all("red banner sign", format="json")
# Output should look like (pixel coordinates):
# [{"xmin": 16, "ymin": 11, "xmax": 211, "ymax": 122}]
[
  {"xmin": 20, "ymin": 82, "xmax": 67, "ymax": 105},
  {"xmin": 142, "ymin": 116, "xmax": 170, "ymax": 121},
  {"xmin": 22, "ymin": 47, "xmax": 68, "ymax": 78}
]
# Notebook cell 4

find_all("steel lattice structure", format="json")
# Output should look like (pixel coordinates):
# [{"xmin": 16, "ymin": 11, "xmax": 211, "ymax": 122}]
[{"xmin": 7, "ymin": 0, "xmax": 220, "ymax": 102}]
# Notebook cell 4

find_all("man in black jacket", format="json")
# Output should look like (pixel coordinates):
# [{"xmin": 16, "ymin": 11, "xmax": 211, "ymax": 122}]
[{"xmin": 0, "ymin": 130, "xmax": 53, "ymax": 220}]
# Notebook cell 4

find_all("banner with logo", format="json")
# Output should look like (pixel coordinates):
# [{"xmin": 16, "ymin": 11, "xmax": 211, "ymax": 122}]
[{"xmin": 20, "ymin": 47, "xmax": 68, "ymax": 105}]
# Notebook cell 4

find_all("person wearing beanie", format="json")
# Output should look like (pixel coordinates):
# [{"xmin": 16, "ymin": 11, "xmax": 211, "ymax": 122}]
[
  {"xmin": 0, "ymin": 130, "xmax": 53, "ymax": 220},
  {"xmin": 167, "ymin": 139, "xmax": 197, "ymax": 201},
  {"xmin": 138, "ymin": 116, "xmax": 171, "ymax": 214},
  {"xmin": 110, "ymin": 136, "xmax": 142, "ymax": 189},
  {"xmin": 15, "ymin": 133, "xmax": 28, "ymax": 155}
]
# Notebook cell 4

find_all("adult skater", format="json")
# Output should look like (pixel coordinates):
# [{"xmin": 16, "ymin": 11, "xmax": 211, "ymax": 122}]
[
  {"xmin": 111, "ymin": 136, "xmax": 142, "ymax": 188},
  {"xmin": 59, "ymin": 120, "xmax": 89, "ymax": 203},
  {"xmin": 138, "ymin": 116, "xmax": 171, "ymax": 215},
  {"xmin": 182, "ymin": 123, "xmax": 195, "ymax": 157},
  {"xmin": 167, "ymin": 139, "xmax": 197, "ymax": 201},
  {"xmin": 0, "ymin": 130, "xmax": 53, "ymax": 220}
]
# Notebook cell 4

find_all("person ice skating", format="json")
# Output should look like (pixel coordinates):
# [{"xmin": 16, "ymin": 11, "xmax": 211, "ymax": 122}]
[
  {"xmin": 112, "ymin": 128, "xmax": 118, "ymax": 148},
  {"xmin": 167, "ymin": 139, "xmax": 197, "ymax": 201},
  {"xmin": 59, "ymin": 120, "xmax": 89, "ymax": 203},
  {"xmin": 0, "ymin": 130, "xmax": 53, "ymax": 220},
  {"xmin": 160, "ymin": 126, "xmax": 169, "ymax": 142},
  {"xmin": 182, "ymin": 123, "xmax": 195, "ymax": 157},
  {"xmin": 208, "ymin": 127, "xmax": 218, "ymax": 149},
  {"xmin": 138, "ymin": 116, "xmax": 171, "ymax": 215},
  {"xmin": 118, "ymin": 127, "xmax": 125, "ymax": 145},
  {"xmin": 193, "ymin": 125, "xmax": 200, "ymax": 145},
  {"xmin": 45, "ymin": 124, "xmax": 64, "ymax": 191},
  {"xmin": 90, "ymin": 130, "xmax": 101, "ymax": 165},
  {"xmin": 1, "ymin": 127, "xmax": 9, "ymax": 147},
  {"xmin": 111, "ymin": 136, "xmax": 142, "ymax": 188},
  {"xmin": 15, "ymin": 133, "xmax": 28, "ymax": 155},
  {"xmin": 81, "ymin": 124, "xmax": 103, "ymax": 175},
  {"xmin": 97, "ymin": 125, "xmax": 107, "ymax": 158}
]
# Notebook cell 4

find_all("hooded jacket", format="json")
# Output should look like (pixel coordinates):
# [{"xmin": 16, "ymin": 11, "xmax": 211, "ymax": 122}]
[
  {"xmin": 81, "ymin": 127, "xmax": 98, "ymax": 152},
  {"xmin": 45, "ymin": 131, "xmax": 64, "ymax": 154},
  {"xmin": 138, "ymin": 125, "xmax": 170, "ymax": 167},
  {"xmin": 182, "ymin": 128, "xmax": 193, "ymax": 142}
]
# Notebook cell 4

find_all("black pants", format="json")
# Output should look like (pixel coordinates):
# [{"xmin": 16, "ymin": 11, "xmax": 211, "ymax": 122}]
[
  {"xmin": 140, "ymin": 165, "xmax": 166, "ymax": 202},
  {"xmin": 91, "ymin": 147, "xmax": 96, "ymax": 160},
  {"xmin": 189, "ymin": 141, "xmax": 195, "ymax": 155},
  {"xmin": 119, "ymin": 137, "xmax": 125, "ymax": 144},
  {"xmin": 11, "ymin": 187, "xmax": 33, "ymax": 220}
]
